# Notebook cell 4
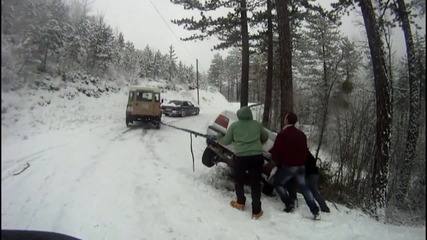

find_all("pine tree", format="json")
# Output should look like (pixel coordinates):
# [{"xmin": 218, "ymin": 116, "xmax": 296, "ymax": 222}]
[
  {"xmin": 167, "ymin": 45, "xmax": 178, "ymax": 82},
  {"xmin": 208, "ymin": 53, "xmax": 225, "ymax": 92},
  {"xmin": 184, "ymin": 65, "xmax": 195, "ymax": 85},
  {"xmin": 59, "ymin": 4, "xmax": 92, "ymax": 72},
  {"xmin": 340, "ymin": 37, "xmax": 361, "ymax": 95},
  {"xmin": 249, "ymin": 53, "xmax": 266, "ymax": 103},
  {"xmin": 152, "ymin": 50, "xmax": 163, "ymax": 79},
  {"xmin": 294, "ymin": 10, "xmax": 345, "ymax": 158},
  {"xmin": 223, "ymin": 48, "xmax": 241, "ymax": 101},
  {"xmin": 140, "ymin": 45, "xmax": 154, "ymax": 78},
  {"xmin": 171, "ymin": 0, "xmax": 259, "ymax": 107},
  {"xmin": 122, "ymin": 41, "xmax": 140, "ymax": 78},
  {"xmin": 23, "ymin": 0, "xmax": 70, "ymax": 72},
  {"xmin": 1, "ymin": 0, "xmax": 16, "ymax": 35},
  {"xmin": 111, "ymin": 31, "xmax": 125, "ymax": 70},
  {"xmin": 86, "ymin": 15, "xmax": 114, "ymax": 74}
]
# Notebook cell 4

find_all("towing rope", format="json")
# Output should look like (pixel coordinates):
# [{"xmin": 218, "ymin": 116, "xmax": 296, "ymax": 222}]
[
  {"xmin": 157, "ymin": 120, "xmax": 208, "ymax": 138},
  {"xmin": 190, "ymin": 133, "xmax": 195, "ymax": 172},
  {"xmin": 153, "ymin": 120, "xmax": 207, "ymax": 172}
]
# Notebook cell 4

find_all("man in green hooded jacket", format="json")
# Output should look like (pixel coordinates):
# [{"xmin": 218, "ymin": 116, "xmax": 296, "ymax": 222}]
[{"xmin": 218, "ymin": 106, "xmax": 269, "ymax": 220}]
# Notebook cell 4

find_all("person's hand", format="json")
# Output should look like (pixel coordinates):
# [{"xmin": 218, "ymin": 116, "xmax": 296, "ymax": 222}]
[{"xmin": 206, "ymin": 135, "xmax": 218, "ymax": 145}]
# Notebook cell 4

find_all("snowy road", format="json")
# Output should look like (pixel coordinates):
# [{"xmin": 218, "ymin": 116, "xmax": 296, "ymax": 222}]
[
  {"xmin": 2, "ymin": 107, "xmax": 236, "ymax": 239},
  {"xmin": 2, "ymin": 87, "xmax": 425, "ymax": 240}
]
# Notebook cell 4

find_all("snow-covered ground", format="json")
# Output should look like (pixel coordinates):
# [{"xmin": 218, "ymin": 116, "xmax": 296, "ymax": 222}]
[{"xmin": 1, "ymin": 79, "xmax": 425, "ymax": 240}]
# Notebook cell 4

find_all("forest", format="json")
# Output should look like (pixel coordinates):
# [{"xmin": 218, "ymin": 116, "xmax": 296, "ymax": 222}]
[{"xmin": 1, "ymin": 0, "xmax": 425, "ymax": 225}]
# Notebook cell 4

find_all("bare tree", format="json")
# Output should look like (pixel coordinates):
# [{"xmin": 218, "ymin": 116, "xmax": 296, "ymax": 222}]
[
  {"xmin": 392, "ymin": 0, "xmax": 422, "ymax": 205},
  {"xmin": 358, "ymin": 0, "xmax": 393, "ymax": 220}
]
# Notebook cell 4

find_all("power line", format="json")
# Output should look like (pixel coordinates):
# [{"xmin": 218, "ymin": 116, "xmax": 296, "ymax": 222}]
[{"xmin": 147, "ymin": 0, "xmax": 197, "ymax": 61}]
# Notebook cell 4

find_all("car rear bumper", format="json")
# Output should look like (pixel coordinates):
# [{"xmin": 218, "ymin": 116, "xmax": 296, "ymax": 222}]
[
  {"xmin": 126, "ymin": 113, "xmax": 161, "ymax": 122},
  {"xmin": 163, "ymin": 109, "xmax": 180, "ymax": 116}
]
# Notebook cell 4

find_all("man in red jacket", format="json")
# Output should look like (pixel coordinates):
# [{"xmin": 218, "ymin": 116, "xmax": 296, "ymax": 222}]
[{"xmin": 269, "ymin": 112, "xmax": 320, "ymax": 220}]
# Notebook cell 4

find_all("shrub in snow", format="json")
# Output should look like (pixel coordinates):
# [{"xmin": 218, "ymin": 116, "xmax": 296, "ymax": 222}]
[
  {"xmin": 37, "ymin": 96, "xmax": 51, "ymax": 106},
  {"xmin": 1, "ymin": 67, "xmax": 24, "ymax": 92},
  {"xmin": 58, "ymin": 72, "xmax": 120, "ymax": 98},
  {"xmin": 205, "ymin": 85, "xmax": 218, "ymax": 92},
  {"xmin": 59, "ymin": 88, "xmax": 79, "ymax": 100},
  {"xmin": 32, "ymin": 76, "xmax": 63, "ymax": 91}
]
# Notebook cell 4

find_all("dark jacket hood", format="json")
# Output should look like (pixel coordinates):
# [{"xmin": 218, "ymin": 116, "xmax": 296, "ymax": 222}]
[{"xmin": 236, "ymin": 106, "xmax": 253, "ymax": 120}]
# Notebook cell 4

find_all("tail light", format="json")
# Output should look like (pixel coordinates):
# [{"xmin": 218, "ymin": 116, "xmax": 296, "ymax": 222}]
[{"xmin": 214, "ymin": 114, "xmax": 229, "ymax": 129}]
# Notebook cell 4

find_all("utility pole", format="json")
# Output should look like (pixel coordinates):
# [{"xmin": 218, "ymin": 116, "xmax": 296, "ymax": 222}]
[{"xmin": 196, "ymin": 59, "xmax": 199, "ymax": 104}]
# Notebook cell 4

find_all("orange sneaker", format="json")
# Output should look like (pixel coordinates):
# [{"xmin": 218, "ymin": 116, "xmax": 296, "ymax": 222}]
[
  {"xmin": 230, "ymin": 200, "xmax": 245, "ymax": 210},
  {"xmin": 252, "ymin": 210, "xmax": 263, "ymax": 220}
]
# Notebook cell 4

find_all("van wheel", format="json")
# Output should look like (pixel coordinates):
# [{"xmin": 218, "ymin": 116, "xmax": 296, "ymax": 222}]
[
  {"xmin": 202, "ymin": 147, "xmax": 217, "ymax": 167},
  {"xmin": 126, "ymin": 120, "xmax": 132, "ymax": 127}
]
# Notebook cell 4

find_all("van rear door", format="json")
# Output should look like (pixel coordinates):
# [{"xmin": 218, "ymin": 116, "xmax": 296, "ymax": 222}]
[
  {"xmin": 152, "ymin": 92, "xmax": 161, "ymax": 116},
  {"xmin": 133, "ymin": 91, "xmax": 154, "ymax": 115}
]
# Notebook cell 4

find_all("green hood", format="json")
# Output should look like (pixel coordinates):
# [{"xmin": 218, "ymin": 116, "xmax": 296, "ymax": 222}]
[
  {"xmin": 218, "ymin": 106, "xmax": 269, "ymax": 157},
  {"xmin": 236, "ymin": 106, "xmax": 253, "ymax": 120}
]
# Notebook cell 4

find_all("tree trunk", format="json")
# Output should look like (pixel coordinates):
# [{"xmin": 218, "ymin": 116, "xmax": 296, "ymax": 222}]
[
  {"xmin": 395, "ymin": 0, "xmax": 421, "ymax": 204},
  {"xmin": 236, "ymin": 77, "xmax": 240, "ymax": 102},
  {"xmin": 359, "ymin": 0, "xmax": 393, "ymax": 221},
  {"xmin": 227, "ymin": 77, "xmax": 231, "ymax": 100},
  {"xmin": 276, "ymin": 0, "xmax": 293, "ymax": 128},
  {"xmin": 322, "ymin": 32, "xmax": 327, "ymax": 85},
  {"xmin": 316, "ymin": 31, "xmax": 329, "ymax": 159},
  {"xmin": 240, "ymin": 0, "xmax": 250, "ymax": 107},
  {"xmin": 262, "ymin": 0, "xmax": 273, "ymax": 128},
  {"xmin": 315, "ymin": 82, "xmax": 336, "ymax": 160}
]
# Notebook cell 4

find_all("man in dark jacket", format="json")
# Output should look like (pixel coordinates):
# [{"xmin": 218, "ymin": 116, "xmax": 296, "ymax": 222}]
[
  {"xmin": 218, "ymin": 106, "xmax": 269, "ymax": 220},
  {"xmin": 269, "ymin": 112, "xmax": 320, "ymax": 220}
]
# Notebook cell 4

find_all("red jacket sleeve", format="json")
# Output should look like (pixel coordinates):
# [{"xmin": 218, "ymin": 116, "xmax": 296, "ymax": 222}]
[{"xmin": 269, "ymin": 131, "xmax": 285, "ymax": 164}]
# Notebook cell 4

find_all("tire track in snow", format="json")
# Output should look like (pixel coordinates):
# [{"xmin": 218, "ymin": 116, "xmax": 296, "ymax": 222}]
[
  {"xmin": 130, "ymin": 126, "xmax": 182, "ymax": 233},
  {"xmin": 137, "ymin": 118, "xmax": 214, "ymax": 233},
  {"xmin": 137, "ymin": 126, "xmax": 165, "ymax": 174},
  {"xmin": 1, "ymin": 145, "xmax": 64, "ymax": 182},
  {"xmin": 120, "ymin": 127, "xmax": 171, "ymax": 235},
  {"xmin": 47, "ymin": 129, "xmax": 132, "ymax": 233}
]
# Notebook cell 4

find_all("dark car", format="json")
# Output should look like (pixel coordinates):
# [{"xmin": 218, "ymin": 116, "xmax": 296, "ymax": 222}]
[{"xmin": 161, "ymin": 100, "xmax": 200, "ymax": 117}]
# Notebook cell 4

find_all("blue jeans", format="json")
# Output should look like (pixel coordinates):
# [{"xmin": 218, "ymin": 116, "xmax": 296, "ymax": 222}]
[
  {"xmin": 306, "ymin": 174, "xmax": 330, "ymax": 212},
  {"xmin": 274, "ymin": 166, "xmax": 319, "ymax": 214}
]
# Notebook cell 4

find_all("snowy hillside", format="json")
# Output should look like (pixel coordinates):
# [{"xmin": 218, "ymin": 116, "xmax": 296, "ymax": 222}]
[{"xmin": 1, "ymin": 79, "xmax": 425, "ymax": 240}]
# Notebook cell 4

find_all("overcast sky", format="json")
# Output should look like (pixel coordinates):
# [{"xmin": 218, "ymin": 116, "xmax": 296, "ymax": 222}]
[
  {"xmin": 91, "ymin": 0, "xmax": 225, "ymax": 73},
  {"xmin": 91, "ymin": 0, "xmax": 425, "ymax": 74}
]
